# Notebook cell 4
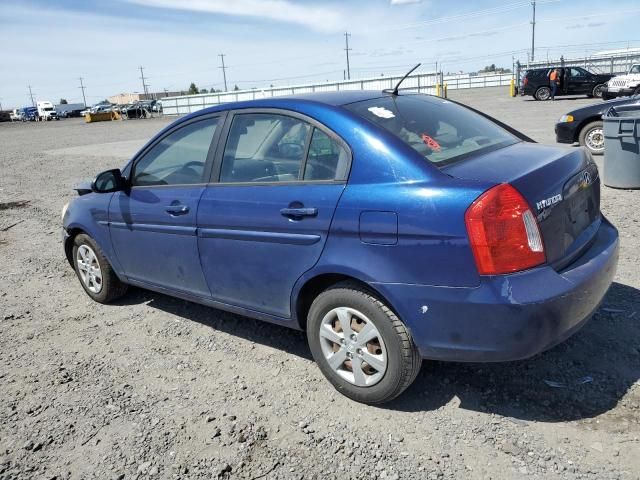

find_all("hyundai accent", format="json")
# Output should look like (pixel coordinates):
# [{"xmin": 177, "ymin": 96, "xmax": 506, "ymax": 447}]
[{"xmin": 62, "ymin": 90, "xmax": 619, "ymax": 404}]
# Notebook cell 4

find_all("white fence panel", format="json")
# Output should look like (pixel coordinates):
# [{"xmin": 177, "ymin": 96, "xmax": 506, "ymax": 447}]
[{"xmin": 160, "ymin": 72, "xmax": 512, "ymax": 115}]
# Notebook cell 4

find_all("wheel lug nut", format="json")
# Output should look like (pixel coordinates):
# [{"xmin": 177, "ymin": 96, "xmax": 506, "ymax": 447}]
[{"xmin": 350, "ymin": 334, "xmax": 356, "ymax": 340}]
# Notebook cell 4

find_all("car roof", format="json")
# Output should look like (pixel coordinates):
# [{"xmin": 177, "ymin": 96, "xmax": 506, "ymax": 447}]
[{"xmin": 180, "ymin": 90, "xmax": 436, "ymax": 122}]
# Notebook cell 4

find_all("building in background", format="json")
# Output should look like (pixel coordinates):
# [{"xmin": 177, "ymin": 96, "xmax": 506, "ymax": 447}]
[{"xmin": 108, "ymin": 91, "xmax": 182, "ymax": 104}]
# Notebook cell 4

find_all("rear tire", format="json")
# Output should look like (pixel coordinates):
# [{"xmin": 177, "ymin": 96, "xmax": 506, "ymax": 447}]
[
  {"xmin": 535, "ymin": 86, "xmax": 551, "ymax": 101},
  {"xmin": 307, "ymin": 281, "xmax": 422, "ymax": 404},
  {"xmin": 592, "ymin": 84, "xmax": 606, "ymax": 98},
  {"xmin": 579, "ymin": 121, "xmax": 605, "ymax": 155},
  {"xmin": 72, "ymin": 233, "xmax": 128, "ymax": 303}
]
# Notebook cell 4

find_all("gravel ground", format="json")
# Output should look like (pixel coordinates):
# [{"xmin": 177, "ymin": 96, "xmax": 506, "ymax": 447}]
[{"xmin": 1, "ymin": 88, "xmax": 639, "ymax": 480}]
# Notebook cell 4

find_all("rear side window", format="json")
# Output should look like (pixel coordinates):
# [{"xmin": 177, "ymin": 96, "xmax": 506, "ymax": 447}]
[
  {"xmin": 345, "ymin": 95, "xmax": 518, "ymax": 167},
  {"xmin": 221, "ymin": 113, "xmax": 311, "ymax": 183},
  {"xmin": 304, "ymin": 129, "xmax": 349, "ymax": 181},
  {"xmin": 220, "ymin": 113, "xmax": 349, "ymax": 183}
]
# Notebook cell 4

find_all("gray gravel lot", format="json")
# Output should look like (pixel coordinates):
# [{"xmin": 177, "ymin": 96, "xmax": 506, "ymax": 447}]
[{"xmin": 1, "ymin": 87, "xmax": 639, "ymax": 479}]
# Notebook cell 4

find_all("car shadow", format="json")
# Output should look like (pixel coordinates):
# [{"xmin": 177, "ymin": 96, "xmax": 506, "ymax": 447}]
[
  {"xmin": 384, "ymin": 281, "xmax": 640, "ymax": 422},
  {"xmin": 114, "ymin": 281, "xmax": 639, "ymax": 422},
  {"xmin": 522, "ymin": 96, "xmax": 596, "ymax": 103},
  {"xmin": 113, "ymin": 288, "xmax": 313, "ymax": 361}
]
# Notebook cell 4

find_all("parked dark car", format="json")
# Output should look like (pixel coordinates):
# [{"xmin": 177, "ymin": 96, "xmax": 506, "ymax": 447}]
[
  {"xmin": 521, "ymin": 67, "xmax": 613, "ymax": 101},
  {"xmin": 555, "ymin": 94, "xmax": 640, "ymax": 154},
  {"xmin": 63, "ymin": 91, "xmax": 618, "ymax": 404}
]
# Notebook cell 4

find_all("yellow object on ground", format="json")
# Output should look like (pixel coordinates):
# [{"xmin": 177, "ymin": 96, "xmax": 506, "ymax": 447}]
[
  {"xmin": 510, "ymin": 79, "xmax": 516, "ymax": 97},
  {"xmin": 85, "ymin": 111, "xmax": 122, "ymax": 123}
]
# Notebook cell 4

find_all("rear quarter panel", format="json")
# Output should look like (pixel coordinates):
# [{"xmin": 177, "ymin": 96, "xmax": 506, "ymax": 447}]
[{"xmin": 315, "ymin": 180, "xmax": 487, "ymax": 288}]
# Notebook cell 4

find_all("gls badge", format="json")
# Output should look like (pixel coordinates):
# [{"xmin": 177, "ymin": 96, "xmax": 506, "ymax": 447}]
[{"xmin": 536, "ymin": 194, "xmax": 562, "ymax": 211}]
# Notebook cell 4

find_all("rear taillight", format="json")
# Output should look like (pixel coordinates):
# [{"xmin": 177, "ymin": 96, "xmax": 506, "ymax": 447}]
[
  {"xmin": 465, "ymin": 184, "xmax": 545, "ymax": 275},
  {"xmin": 523, "ymin": 77, "xmax": 528, "ymax": 86}
]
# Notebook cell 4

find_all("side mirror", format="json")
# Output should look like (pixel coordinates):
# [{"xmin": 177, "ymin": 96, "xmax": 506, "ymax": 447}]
[{"xmin": 91, "ymin": 169, "xmax": 126, "ymax": 193}]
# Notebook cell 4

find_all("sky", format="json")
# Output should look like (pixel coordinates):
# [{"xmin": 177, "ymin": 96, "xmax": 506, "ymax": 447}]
[{"xmin": 1, "ymin": 0, "xmax": 639, "ymax": 109}]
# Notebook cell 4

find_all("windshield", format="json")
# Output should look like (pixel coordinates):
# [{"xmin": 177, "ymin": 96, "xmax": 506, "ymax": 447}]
[
  {"xmin": 345, "ymin": 95, "xmax": 518, "ymax": 167},
  {"xmin": 631, "ymin": 65, "xmax": 640, "ymax": 74}
]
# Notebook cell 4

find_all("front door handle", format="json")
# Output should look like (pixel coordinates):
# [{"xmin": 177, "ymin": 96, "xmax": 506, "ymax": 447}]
[
  {"xmin": 280, "ymin": 207, "xmax": 318, "ymax": 218},
  {"xmin": 165, "ymin": 205, "xmax": 190, "ymax": 216}
]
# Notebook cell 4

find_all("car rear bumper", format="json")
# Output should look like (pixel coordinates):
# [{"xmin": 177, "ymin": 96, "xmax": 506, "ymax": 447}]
[
  {"xmin": 372, "ymin": 217, "xmax": 619, "ymax": 362},
  {"xmin": 555, "ymin": 122, "xmax": 577, "ymax": 144}
]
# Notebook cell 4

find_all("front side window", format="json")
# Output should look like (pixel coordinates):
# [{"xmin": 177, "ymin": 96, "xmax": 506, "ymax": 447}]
[
  {"xmin": 630, "ymin": 65, "xmax": 640, "ymax": 74},
  {"xmin": 345, "ymin": 95, "xmax": 518, "ymax": 167},
  {"xmin": 133, "ymin": 118, "xmax": 219, "ymax": 186},
  {"xmin": 220, "ymin": 113, "xmax": 311, "ymax": 183}
]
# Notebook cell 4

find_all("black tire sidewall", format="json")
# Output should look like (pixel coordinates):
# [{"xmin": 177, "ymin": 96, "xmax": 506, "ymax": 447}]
[
  {"xmin": 72, "ymin": 234, "xmax": 112, "ymax": 303},
  {"xmin": 307, "ymin": 288, "xmax": 408, "ymax": 404}
]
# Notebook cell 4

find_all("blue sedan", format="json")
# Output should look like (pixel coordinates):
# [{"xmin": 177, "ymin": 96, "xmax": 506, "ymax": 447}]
[{"xmin": 62, "ymin": 91, "xmax": 619, "ymax": 404}]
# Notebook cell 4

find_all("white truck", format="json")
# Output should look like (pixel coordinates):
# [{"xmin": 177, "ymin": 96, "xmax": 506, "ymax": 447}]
[
  {"xmin": 603, "ymin": 64, "xmax": 640, "ymax": 100},
  {"xmin": 36, "ymin": 101, "xmax": 59, "ymax": 121}
]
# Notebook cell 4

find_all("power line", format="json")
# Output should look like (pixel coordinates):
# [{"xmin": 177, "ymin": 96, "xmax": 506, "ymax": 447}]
[
  {"xmin": 28, "ymin": 85, "xmax": 35, "ymax": 107},
  {"xmin": 379, "ymin": 0, "xmax": 560, "ymax": 32},
  {"xmin": 219, "ymin": 54, "xmax": 228, "ymax": 92},
  {"xmin": 78, "ymin": 77, "xmax": 87, "ymax": 107},
  {"xmin": 344, "ymin": 32, "xmax": 352, "ymax": 80}
]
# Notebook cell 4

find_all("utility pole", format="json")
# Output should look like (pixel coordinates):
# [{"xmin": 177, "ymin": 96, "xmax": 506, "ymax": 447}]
[
  {"xmin": 219, "ymin": 54, "xmax": 228, "ymax": 92},
  {"xmin": 139, "ymin": 66, "xmax": 148, "ymax": 98},
  {"xmin": 28, "ymin": 85, "xmax": 35, "ymax": 107},
  {"xmin": 78, "ymin": 77, "xmax": 87, "ymax": 107},
  {"xmin": 344, "ymin": 32, "xmax": 352, "ymax": 80},
  {"xmin": 530, "ymin": 0, "xmax": 536, "ymax": 62}
]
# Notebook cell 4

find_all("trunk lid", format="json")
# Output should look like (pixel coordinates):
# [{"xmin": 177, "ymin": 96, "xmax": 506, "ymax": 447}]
[{"xmin": 443, "ymin": 142, "xmax": 600, "ymax": 269}]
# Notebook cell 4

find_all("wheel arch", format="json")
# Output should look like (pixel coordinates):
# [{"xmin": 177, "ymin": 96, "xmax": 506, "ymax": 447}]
[
  {"xmin": 64, "ymin": 227, "xmax": 87, "ymax": 267},
  {"xmin": 574, "ymin": 115, "xmax": 603, "ymax": 142},
  {"xmin": 292, "ymin": 268, "xmax": 400, "ymax": 332}
]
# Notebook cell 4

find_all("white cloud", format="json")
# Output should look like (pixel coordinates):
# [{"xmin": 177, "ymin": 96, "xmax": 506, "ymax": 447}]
[{"xmin": 122, "ymin": 0, "xmax": 346, "ymax": 33}]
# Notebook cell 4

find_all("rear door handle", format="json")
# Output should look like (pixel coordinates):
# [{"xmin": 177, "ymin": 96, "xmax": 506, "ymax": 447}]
[
  {"xmin": 280, "ymin": 207, "xmax": 318, "ymax": 218},
  {"xmin": 165, "ymin": 205, "xmax": 190, "ymax": 216}
]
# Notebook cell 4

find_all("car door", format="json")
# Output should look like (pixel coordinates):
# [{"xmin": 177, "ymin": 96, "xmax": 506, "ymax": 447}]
[
  {"xmin": 197, "ymin": 110, "xmax": 351, "ymax": 318},
  {"xmin": 109, "ymin": 114, "xmax": 223, "ymax": 296},
  {"xmin": 567, "ymin": 67, "xmax": 590, "ymax": 94}
]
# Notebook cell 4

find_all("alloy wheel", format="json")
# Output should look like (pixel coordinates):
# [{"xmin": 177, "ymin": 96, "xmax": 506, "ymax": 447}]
[
  {"xmin": 76, "ymin": 244, "xmax": 103, "ymax": 294},
  {"xmin": 318, "ymin": 307, "xmax": 387, "ymax": 387}
]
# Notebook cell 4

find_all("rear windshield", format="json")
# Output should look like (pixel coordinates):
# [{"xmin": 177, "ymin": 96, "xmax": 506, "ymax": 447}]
[{"xmin": 345, "ymin": 95, "xmax": 518, "ymax": 167}]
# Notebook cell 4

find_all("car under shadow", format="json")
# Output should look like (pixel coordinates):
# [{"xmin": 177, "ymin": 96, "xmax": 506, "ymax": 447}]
[{"xmin": 113, "ymin": 281, "xmax": 639, "ymax": 422}]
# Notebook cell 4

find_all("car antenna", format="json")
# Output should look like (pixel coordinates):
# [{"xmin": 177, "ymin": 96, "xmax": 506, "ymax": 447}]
[{"xmin": 386, "ymin": 63, "xmax": 421, "ymax": 96}]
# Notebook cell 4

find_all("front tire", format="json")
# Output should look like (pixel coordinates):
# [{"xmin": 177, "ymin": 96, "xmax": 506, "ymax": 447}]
[
  {"xmin": 72, "ymin": 233, "xmax": 128, "ymax": 303},
  {"xmin": 307, "ymin": 282, "xmax": 421, "ymax": 404},
  {"xmin": 535, "ymin": 86, "xmax": 551, "ymax": 101},
  {"xmin": 579, "ymin": 121, "xmax": 605, "ymax": 155}
]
